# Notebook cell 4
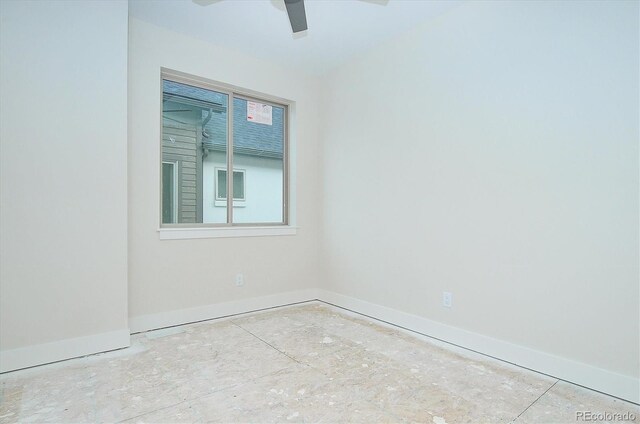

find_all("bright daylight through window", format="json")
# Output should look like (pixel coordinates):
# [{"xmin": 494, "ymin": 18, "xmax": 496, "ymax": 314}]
[{"xmin": 161, "ymin": 74, "xmax": 287, "ymax": 226}]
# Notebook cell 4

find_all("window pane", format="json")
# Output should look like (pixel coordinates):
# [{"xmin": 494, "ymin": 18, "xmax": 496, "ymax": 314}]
[
  {"xmin": 162, "ymin": 80, "xmax": 228, "ymax": 224},
  {"xmin": 217, "ymin": 169, "xmax": 227, "ymax": 199},
  {"xmin": 162, "ymin": 162, "xmax": 175, "ymax": 223},
  {"xmin": 233, "ymin": 171, "xmax": 244, "ymax": 200},
  {"xmin": 232, "ymin": 97, "xmax": 284, "ymax": 223}
]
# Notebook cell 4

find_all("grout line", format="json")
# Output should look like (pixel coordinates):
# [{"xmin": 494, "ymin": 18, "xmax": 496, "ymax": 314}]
[
  {"xmin": 114, "ymin": 382, "xmax": 234, "ymax": 423},
  {"xmin": 115, "ymin": 361, "xmax": 298, "ymax": 424},
  {"xmin": 230, "ymin": 321, "xmax": 309, "ymax": 368},
  {"xmin": 513, "ymin": 380, "xmax": 558, "ymax": 422},
  {"xmin": 229, "ymin": 313, "xmax": 409, "ymax": 423},
  {"xmin": 114, "ymin": 383, "xmax": 212, "ymax": 423},
  {"xmin": 316, "ymin": 299, "xmax": 640, "ymax": 407}
]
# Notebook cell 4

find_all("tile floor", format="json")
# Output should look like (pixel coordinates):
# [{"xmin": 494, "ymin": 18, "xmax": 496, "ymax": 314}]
[{"xmin": 0, "ymin": 302, "xmax": 638, "ymax": 423}]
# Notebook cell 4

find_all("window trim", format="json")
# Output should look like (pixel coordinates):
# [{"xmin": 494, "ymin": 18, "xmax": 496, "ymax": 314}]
[
  {"xmin": 158, "ymin": 226, "xmax": 297, "ymax": 240},
  {"xmin": 158, "ymin": 68, "xmax": 291, "ymax": 233}
]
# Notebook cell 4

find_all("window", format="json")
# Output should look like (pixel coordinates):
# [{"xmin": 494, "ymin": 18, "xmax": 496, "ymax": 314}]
[
  {"xmin": 160, "ymin": 71, "xmax": 288, "ymax": 228},
  {"xmin": 216, "ymin": 169, "xmax": 245, "ymax": 201}
]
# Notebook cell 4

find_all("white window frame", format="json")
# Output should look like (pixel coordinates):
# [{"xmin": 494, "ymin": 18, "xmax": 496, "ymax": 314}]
[
  {"xmin": 158, "ymin": 68, "xmax": 295, "ymax": 240},
  {"xmin": 162, "ymin": 160, "xmax": 178, "ymax": 224}
]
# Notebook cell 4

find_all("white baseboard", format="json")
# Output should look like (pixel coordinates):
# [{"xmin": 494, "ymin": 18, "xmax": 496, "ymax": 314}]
[
  {"xmin": 0, "ymin": 328, "xmax": 130, "ymax": 373},
  {"xmin": 129, "ymin": 289, "xmax": 320, "ymax": 333},
  {"xmin": 3, "ymin": 289, "xmax": 636, "ymax": 405},
  {"xmin": 316, "ymin": 289, "xmax": 639, "ymax": 405}
]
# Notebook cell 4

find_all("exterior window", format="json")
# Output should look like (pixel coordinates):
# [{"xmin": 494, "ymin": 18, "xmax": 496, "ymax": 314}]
[
  {"xmin": 162, "ymin": 161, "xmax": 177, "ymax": 224},
  {"xmin": 160, "ymin": 71, "xmax": 287, "ymax": 226},
  {"xmin": 216, "ymin": 169, "xmax": 245, "ymax": 201}
]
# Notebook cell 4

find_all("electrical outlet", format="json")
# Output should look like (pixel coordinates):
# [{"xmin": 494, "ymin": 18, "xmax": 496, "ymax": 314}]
[
  {"xmin": 442, "ymin": 291, "xmax": 453, "ymax": 308},
  {"xmin": 235, "ymin": 273, "xmax": 244, "ymax": 287}
]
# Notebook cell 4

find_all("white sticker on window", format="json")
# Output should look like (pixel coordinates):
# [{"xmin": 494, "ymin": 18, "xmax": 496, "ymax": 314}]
[{"xmin": 247, "ymin": 101, "xmax": 272, "ymax": 125}]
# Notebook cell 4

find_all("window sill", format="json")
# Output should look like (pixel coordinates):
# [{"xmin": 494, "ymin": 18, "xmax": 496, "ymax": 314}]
[
  {"xmin": 158, "ymin": 226, "xmax": 297, "ymax": 240},
  {"xmin": 214, "ymin": 200, "xmax": 246, "ymax": 208}
]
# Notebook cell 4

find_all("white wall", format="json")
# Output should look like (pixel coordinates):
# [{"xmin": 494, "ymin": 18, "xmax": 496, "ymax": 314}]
[
  {"xmin": 321, "ymin": 0, "xmax": 638, "ymax": 384},
  {"xmin": 0, "ymin": 0, "xmax": 129, "ymax": 367},
  {"xmin": 128, "ymin": 18, "xmax": 322, "ymax": 321}
]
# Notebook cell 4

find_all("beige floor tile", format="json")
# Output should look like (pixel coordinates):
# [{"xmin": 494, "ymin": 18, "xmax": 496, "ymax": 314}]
[
  {"xmin": 233, "ymin": 313, "xmax": 360, "ymax": 367},
  {"xmin": 515, "ymin": 381, "xmax": 639, "ymax": 424},
  {"xmin": 248, "ymin": 305, "xmax": 556, "ymax": 423},
  {"xmin": 88, "ymin": 321, "xmax": 295, "ymax": 422},
  {"xmin": 0, "ymin": 302, "xmax": 635, "ymax": 424},
  {"xmin": 0, "ymin": 362, "xmax": 96, "ymax": 424},
  {"xmin": 189, "ymin": 365, "xmax": 401, "ymax": 423}
]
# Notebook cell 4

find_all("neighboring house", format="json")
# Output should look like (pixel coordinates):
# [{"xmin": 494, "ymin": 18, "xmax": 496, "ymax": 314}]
[{"xmin": 161, "ymin": 80, "xmax": 284, "ymax": 224}]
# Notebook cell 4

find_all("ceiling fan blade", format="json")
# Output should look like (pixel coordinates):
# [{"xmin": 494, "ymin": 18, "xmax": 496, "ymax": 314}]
[
  {"xmin": 284, "ymin": 0, "xmax": 308, "ymax": 33},
  {"xmin": 192, "ymin": 0, "xmax": 222, "ymax": 6}
]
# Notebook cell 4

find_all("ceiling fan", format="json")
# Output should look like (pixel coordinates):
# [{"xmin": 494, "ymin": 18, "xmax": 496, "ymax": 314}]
[
  {"xmin": 283, "ymin": 0, "xmax": 389, "ymax": 33},
  {"xmin": 194, "ymin": 0, "xmax": 308, "ymax": 33},
  {"xmin": 283, "ymin": 0, "xmax": 307, "ymax": 33},
  {"xmin": 194, "ymin": 0, "xmax": 386, "ymax": 35}
]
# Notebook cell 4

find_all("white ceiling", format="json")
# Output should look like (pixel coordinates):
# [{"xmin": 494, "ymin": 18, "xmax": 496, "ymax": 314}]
[{"xmin": 129, "ymin": 0, "xmax": 463, "ymax": 76}]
